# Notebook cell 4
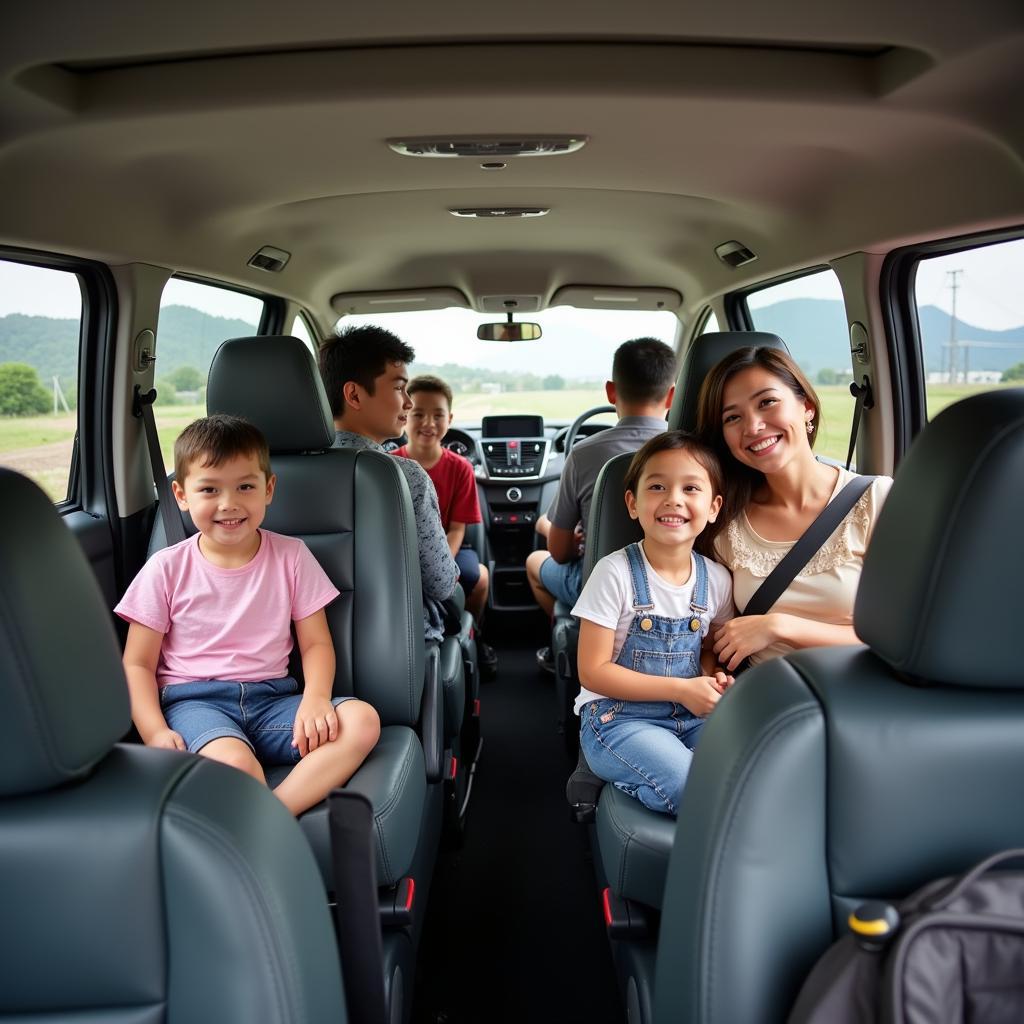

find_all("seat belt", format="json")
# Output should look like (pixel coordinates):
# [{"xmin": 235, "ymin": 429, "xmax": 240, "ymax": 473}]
[
  {"xmin": 845, "ymin": 377, "xmax": 873, "ymax": 471},
  {"xmin": 742, "ymin": 474, "xmax": 876, "ymax": 616},
  {"xmin": 132, "ymin": 385, "xmax": 186, "ymax": 547}
]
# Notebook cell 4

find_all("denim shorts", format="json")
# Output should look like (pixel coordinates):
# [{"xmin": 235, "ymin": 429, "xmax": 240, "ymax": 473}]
[
  {"xmin": 160, "ymin": 677, "xmax": 353, "ymax": 765},
  {"xmin": 538, "ymin": 554, "xmax": 584, "ymax": 606}
]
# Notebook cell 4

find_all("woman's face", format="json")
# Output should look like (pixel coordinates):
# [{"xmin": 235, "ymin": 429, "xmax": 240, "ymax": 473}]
[{"xmin": 719, "ymin": 366, "xmax": 815, "ymax": 473}]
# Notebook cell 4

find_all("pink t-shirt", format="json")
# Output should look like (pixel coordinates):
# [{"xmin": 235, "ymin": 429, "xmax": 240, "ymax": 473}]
[{"xmin": 115, "ymin": 530, "xmax": 339, "ymax": 687}]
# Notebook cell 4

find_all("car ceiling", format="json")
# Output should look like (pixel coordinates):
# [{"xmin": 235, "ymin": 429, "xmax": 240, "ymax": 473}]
[{"xmin": 1, "ymin": 1, "xmax": 1022, "ymax": 322}]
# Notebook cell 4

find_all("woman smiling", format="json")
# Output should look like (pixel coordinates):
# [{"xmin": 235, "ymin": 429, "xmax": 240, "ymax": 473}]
[{"xmin": 697, "ymin": 347, "xmax": 893, "ymax": 670}]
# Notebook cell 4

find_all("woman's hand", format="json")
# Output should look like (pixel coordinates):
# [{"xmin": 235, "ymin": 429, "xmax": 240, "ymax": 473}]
[{"xmin": 712, "ymin": 614, "xmax": 780, "ymax": 671}]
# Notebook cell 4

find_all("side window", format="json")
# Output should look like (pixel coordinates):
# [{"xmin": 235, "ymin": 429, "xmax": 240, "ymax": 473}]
[
  {"xmin": 744, "ymin": 269, "xmax": 854, "ymax": 464},
  {"xmin": 696, "ymin": 308, "xmax": 720, "ymax": 336},
  {"xmin": 0, "ymin": 258, "xmax": 83, "ymax": 502},
  {"xmin": 154, "ymin": 278, "xmax": 265, "ymax": 465},
  {"xmin": 913, "ymin": 238, "xmax": 1024, "ymax": 421},
  {"xmin": 289, "ymin": 312, "xmax": 316, "ymax": 353}
]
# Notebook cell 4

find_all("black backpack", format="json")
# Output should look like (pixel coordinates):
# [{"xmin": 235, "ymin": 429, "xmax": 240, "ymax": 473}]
[{"xmin": 789, "ymin": 848, "xmax": 1024, "ymax": 1024}]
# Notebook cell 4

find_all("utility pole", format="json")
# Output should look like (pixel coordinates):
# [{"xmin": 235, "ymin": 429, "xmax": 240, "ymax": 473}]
[{"xmin": 946, "ymin": 269, "xmax": 963, "ymax": 383}]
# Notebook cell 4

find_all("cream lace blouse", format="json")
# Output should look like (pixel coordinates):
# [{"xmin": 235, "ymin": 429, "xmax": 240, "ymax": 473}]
[{"xmin": 714, "ymin": 467, "xmax": 893, "ymax": 665}]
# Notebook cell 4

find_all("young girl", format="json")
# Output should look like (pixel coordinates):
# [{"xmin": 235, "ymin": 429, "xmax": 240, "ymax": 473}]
[{"xmin": 573, "ymin": 432, "xmax": 735, "ymax": 817}]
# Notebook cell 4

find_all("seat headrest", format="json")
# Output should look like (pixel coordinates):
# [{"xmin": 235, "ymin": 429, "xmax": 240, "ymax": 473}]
[
  {"xmin": 582, "ymin": 451, "xmax": 644, "ymax": 583},
  {"xmin": 667, "ymin": 331, "xmax": 790, "ymax": 432},
  {"xmin": 856, "ymin": 388, "xmax": 1024, "ymax": 687},
  {"xmin": 207, "ymin": 336, "xmax": 336, "ymax": 452},
  {"xmin": 0, "ymin": 470, "xmax": 130, "ymax": 796}
]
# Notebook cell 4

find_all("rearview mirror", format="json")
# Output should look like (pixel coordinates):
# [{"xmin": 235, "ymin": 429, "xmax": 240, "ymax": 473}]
[{"xmin": 477, "ymin": 322, "xmax": 542, "ymax": 342}]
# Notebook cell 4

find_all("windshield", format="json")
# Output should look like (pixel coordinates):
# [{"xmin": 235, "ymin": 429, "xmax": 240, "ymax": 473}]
[{"xmin": 336, "ymin": 307, "xmax": 680, "ymax": 426}]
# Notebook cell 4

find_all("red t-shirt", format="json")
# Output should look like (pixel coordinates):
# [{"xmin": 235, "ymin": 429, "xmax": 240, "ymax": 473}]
[{"xmin": 393, "ymin": 445, "xmax": 481, "ymax": 530}]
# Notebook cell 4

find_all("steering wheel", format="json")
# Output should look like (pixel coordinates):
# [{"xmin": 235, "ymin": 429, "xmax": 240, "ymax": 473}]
[
  {"xmin": 443, "ymin": 427, "xmax": 479, "ymax": 464},
  {"xmin": 564, "ymin": 405, "xmax": 616, "ymax": 454}
]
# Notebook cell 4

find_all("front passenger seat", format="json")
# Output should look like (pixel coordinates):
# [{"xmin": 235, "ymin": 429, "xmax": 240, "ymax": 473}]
[{"xmin": 0, "ymin": 468, "xmax": 349, "ymax": 1024}]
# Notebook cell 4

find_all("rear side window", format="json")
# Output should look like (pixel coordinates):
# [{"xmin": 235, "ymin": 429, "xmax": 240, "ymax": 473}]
[
  {"xmin": 0, "ymin": 258, "xmax": 82, "ymax": 502},
  {"xmin": 154, "ymin": 278, "xmax": 264, "ymax": 465},
  {"xmin": 912, "ymin": 238, "xmax": 1024, "ymax": 420},
  {"xmin": 744, "ymin": 268, "xmax": 855, "ymax": 463}
]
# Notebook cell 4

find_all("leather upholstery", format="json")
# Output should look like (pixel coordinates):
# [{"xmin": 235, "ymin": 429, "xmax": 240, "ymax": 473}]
[
  {"xmin": 667, "ymin": 330, "xmax": 789, "ymax": 432},
  {"xmin": 652, "ymin": 388, "xmax": 1024, "ymax": 1024},
  {"xmin": 206, "ymin": 335, "xmax": 432, "ymax": 888},
  {"xmin": 208, "ymin": 335, "xmax": 335, "ymax": 451},
  {"xmin": 855, "ymin": 387, "xmax": 1024, "ymax": 686},
  {"xmin": 0, "ymin": 469, "xmax": 346, "ymax": 1023},
  {"xmin": 583, "ymin": 452, "xmax": 643, "ymax": 582},
  {"xmin": 0, "ymin": 469, "xmax": 130, "ymax": 796}
]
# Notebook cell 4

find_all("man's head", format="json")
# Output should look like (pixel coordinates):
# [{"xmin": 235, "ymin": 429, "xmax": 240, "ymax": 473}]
[
  {"xmin": 607, "ymin": 337, "xmax": 678, "ymax": 411},
  {"xmin": 406, "ymin": 375, "xmax": 454, "ymax": 454},
  {"xmin": 318, "ymin": 324, "xmax": 416, "ymax": 442}
]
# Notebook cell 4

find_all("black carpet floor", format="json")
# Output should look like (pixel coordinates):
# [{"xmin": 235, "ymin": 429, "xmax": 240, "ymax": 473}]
[{"xmin": 411, "ymin": 627, "xmax": 622, "ymax": 1024}]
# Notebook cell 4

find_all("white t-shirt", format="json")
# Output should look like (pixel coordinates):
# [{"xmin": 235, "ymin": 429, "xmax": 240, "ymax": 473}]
[{"xmin": 571, "ymin": 542, "xmax": 734, "ymax": 714}]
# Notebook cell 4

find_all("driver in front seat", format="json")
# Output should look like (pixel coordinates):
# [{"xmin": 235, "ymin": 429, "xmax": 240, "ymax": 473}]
[{"xmin": 526, "ymin": 337, "xmax": 677, "ymax": 673}]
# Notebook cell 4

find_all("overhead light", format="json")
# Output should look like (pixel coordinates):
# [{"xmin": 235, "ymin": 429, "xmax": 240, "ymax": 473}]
[
  {"xmin": 449, "ymin": 208, "xmax": 550, "ymax": 219},
  {"xmin": 715, "ymin": 240, "xmax": 758, "ymax": 268},
  {"xmin": 247, "ymin": 245, "xmax": 291, "ymax": 273},
  {"xmin": 388, "ymin": 136, "xmax": 587, "ymax": 158}
]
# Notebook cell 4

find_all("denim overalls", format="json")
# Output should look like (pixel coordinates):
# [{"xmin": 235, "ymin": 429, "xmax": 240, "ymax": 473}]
[{"xmin": 581, "ymin": 542, "xmax": 709, "ymax": 816}]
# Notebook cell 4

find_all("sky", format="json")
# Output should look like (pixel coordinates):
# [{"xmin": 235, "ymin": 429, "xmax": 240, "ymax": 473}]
[{"xmin": 2, "ymin": 239, "xmax": 1021, "ymax": 364}]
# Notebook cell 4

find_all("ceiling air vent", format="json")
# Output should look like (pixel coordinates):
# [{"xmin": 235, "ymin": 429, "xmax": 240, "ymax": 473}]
[
  {"xmin": 449, "ymin": 208, "xmax": 549, "ymax": 219},
  {"xmin": 388, "ymin": 136, "xmax": 587, "ymax": 158},
  {"xmin": 714, "ymin": 240, "xmax": 758, "ymax": 269},
  {"xmin": 247, "ymin": 245, "xmax": 291, "ymax": 273}
]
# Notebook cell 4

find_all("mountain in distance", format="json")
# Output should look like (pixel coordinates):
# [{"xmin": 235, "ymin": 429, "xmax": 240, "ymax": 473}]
[{"xmin": 2, "ymin": 299, "xmax": 1022, "ymax": 386}]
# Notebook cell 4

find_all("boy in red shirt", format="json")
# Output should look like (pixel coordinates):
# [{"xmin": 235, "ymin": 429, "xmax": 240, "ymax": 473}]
[{"xmin": 393, "ymin": 375, "xmax": 496, "ymax": 674}]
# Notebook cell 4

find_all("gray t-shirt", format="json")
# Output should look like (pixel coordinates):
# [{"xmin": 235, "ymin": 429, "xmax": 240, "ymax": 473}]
[
  {"xmin": 547, "ymin": 415, "xmax": 667, "ymax": 553},
  {"xmin": 333, "ymin": 430, "xmax": 458, "ymax": 642}
]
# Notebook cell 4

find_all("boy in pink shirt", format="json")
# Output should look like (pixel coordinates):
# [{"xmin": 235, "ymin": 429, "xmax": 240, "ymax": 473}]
[{"xmin": 115, "ymin": 415, "xmax": 380, "ymax": 816}]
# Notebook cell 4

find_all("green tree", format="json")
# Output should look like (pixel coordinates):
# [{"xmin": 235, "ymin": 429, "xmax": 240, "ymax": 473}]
[
  {"xmin": 816, "ymin": 367, "xmax": 841, "ymax": 386},
  {"xmin": 0, "ymin": 362, "xmax": 51, "ymax": 416},
  {"xmin": 169, "ymin": 364, "xmax": 204, "ymax": 391},
  {"xmin": 154, "ymin": 378, "xmax": 179, "ymax": 406},
  {"xmin": 542, "ymin": 374, "xmax": 565, "ymax": 391},
  {"xmin": 1002, "ymin": 362, "xmax": 1024, "ymax": 382}
]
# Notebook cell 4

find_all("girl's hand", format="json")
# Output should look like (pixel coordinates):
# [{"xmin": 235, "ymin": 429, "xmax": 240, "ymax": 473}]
[
  {"xmin": 149, "ymin": 727, "xmax": 186, "ymax": 751},
  {"xmin": 293, "ymin": 696, "xmax": 339, "ymax": 757},
  {"xmin": 677, "ymin": 676, "xmax": 727, "ymax": 717},
  {"xmin": 712, "ymin": 614, "xmax": 780, "ymax": 671},
  {"xmin": 711, "ymin": 669, "xmax": 734, "ymax": 693}
]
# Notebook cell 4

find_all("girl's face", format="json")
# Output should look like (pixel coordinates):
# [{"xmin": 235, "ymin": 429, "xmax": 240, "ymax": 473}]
[
  {"xmin": 625, "ymin": 448, "xmax": 722, "ymax": 550},
  {"xmin": 719, "ymin": 366, "xmax": 815, "ymax": 473}
]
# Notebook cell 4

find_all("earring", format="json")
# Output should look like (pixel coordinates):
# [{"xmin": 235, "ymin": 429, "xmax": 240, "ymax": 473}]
[{"xmin": 806, "ymin": 419, "xmax": 814, "ymax": 434}]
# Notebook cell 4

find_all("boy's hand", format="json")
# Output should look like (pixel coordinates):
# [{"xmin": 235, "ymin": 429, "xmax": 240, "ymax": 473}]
[
  {"xmin": 293, "ymin": 696, "xmax": 339, "ymax": 757},
  {"xmin": 676, "ymin": 676, "xmax": 726, "ymax": 717},
  {"xmin": 148, "ymin": 727, "xmax": 186, "ymax": 751}
]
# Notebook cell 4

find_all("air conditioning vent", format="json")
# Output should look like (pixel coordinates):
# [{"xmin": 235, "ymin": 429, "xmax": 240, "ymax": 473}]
[
  {"xmin": 449, "ymin": 208, "xmax": 550, "ymax": 218},
  {"xmin": 482, "ymin": 439, "xmax": 547, "ymax": 478},
  {"xmin": 388, "ymin": 136, "xmax": 587, "ymax": 158}
]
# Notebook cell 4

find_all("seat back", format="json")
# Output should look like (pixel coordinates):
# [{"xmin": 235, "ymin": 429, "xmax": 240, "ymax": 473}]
[
  {"xmin": 0, "ymin": 468, "xmax": 347, "ymax": 1024},
  {"xmin": 653, "ymin": 388, "xmax": 1024, "ymax": 1024},
  {"xmin": 667, "ymin": 330, "xmax": 789, "ymax": 432},
  {"xmin": 207, "ymin": 335, "xmax": 424, "ymax": 725}
]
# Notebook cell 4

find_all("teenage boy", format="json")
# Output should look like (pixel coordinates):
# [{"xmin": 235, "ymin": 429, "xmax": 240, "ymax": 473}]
[
  {"xmin": 526, "ymin": 337, "xmax": 677, "ymax": 672},
  {"xmin": 393, "ymin": 375, "xmax": 497, "ymax": 675},
  {"xmin": 318, "ymin": 325, "xmax": 459, "ymax": 643},
  {"xmin": 117, "ymin": 414, "xmax": 381, "ymax": 816}
]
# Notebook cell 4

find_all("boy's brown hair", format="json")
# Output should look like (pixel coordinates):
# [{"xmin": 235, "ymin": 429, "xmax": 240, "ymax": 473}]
[
  {"xmin": 407, "ymin": 374, "xmax": 454, "ymax": 409},
  {"xmin": 173, "ymin": 414, "xmax": 272, "ymax": 483},
  {"xmin": 622, "ymin": 430, "xmax": 725, "ymax": 557}
]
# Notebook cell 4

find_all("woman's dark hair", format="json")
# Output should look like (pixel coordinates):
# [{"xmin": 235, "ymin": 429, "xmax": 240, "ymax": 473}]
[
  {"xmin": 622, "ymin": 431, "xmax": 725, "ymax": 557},
  {"xmin": 695, "ymin": 346, "xmax": 821, "ymax": 522}
]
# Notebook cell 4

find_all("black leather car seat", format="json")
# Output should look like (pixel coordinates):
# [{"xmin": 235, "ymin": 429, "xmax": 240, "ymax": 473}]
[
  {"xmin": 0, "ymin": 467, "xmax": 348, "ymax": 1023},
  {"xmin": 652, "ymin": 387, "xmax": 1024, "ymax": 1024},
  {"xmin": 206, "ymin": 335, "xmax": 448, "ymax": 1014}
]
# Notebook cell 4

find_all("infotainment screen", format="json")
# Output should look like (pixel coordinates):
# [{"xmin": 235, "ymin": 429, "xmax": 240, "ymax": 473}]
[{"xmin": 480, "ymin": 415, "xmax": 544, "ymax": 438}]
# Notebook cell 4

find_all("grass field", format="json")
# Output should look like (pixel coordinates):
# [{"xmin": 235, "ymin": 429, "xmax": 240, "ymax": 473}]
[{"xmin": 0, "ymin": 383, "xmax": 1010, "ymax": 502}]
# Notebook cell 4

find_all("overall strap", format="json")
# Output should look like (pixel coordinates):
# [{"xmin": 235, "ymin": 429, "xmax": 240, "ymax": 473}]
[
  {"xmin": 623, "ymin": 542, "xmax": 655, "ymax": 611},
  {"xmin": 690, "ymin": 552, "xmax": 709, "ymax": 616}
]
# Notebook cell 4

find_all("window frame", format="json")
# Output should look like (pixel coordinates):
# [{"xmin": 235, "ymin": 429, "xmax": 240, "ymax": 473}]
[
  {"xmin": 164, "ymin": 272, "xmax": 284, "ymax": 337},
  {"xmin": 880, "ymin": 223, "xmax": 1024, "ymax": 455}
]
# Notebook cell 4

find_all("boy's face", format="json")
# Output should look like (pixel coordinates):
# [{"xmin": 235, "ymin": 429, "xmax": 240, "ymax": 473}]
[
  {"xmin": 172, "ymin": 451, "xmax": 275, "ymax": 559},
  {"xmin": 345, "ymin": 361, "xmax": 412, "ymax": 443},
  {"xmin": 625, "ymin": 448, "xmax": 722, "ymax": 552},
  {"xmin": 407, "ymin": 391, "xmax": 453, "ymax": 453}
]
